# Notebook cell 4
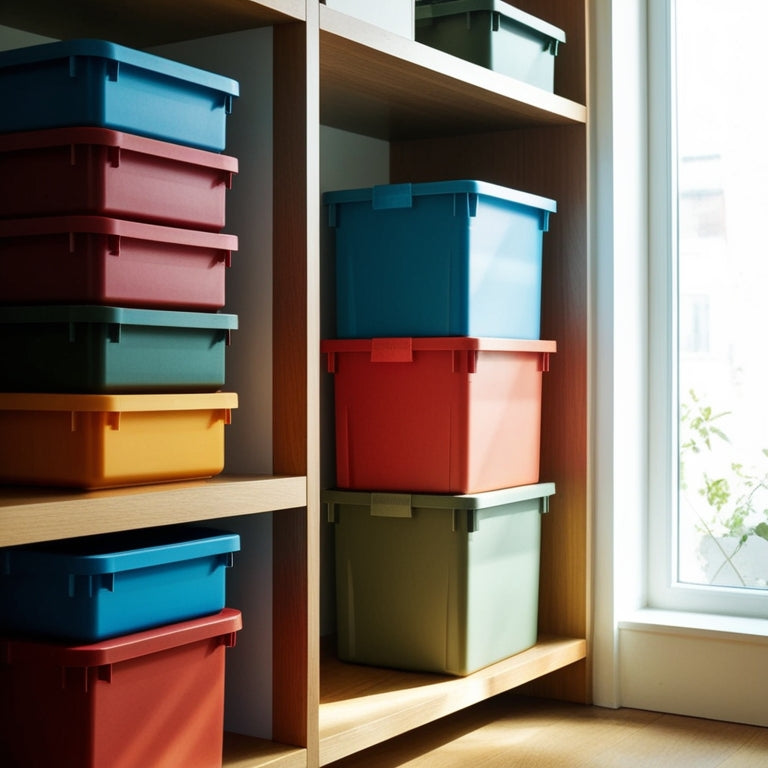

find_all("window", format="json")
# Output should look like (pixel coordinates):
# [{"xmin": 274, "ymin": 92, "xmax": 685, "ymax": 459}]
[{"xmin": 649, "ymin": 0, "xmax": 768, "ymax": 616}]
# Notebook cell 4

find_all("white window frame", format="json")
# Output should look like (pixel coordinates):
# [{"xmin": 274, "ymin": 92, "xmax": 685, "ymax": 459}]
[
  {"xmin": 646, "ymin": 0, "xmax": 768, "ymax": 619},
  {"xmin": 592, "ymin": 0, "xmax": 768, "ymax": 723}
]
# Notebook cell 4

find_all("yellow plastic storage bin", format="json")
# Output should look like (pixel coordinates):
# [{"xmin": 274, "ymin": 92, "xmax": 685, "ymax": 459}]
[{"xmin": 0, "ymin": 392, "xmax": 237, "ymax": 489}]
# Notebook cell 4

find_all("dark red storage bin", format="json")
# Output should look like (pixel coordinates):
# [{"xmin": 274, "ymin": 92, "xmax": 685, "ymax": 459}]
[
  {"xmin": 0, "ymin": 128, "xmax": 238, "ymax": 231},
  {"xmin": 0, "ymin": 608, "xmax": 242, "ymax": 768},
  {"xmin": 0, "ymin": 216, "xmax": 238, "ymax": 309},
  {"xmin": 322, "ymin": 336, "xmax": 556, "ymax": 494}
]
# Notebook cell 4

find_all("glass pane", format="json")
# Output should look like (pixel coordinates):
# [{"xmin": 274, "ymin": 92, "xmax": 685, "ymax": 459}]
[{"xmin": 676, "ymin": 0, "xmax": 768, "ymax": 590}]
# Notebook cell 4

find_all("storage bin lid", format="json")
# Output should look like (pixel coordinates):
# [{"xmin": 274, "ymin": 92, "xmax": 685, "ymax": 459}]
[
  {"xmin": 0, "ymin": 39, "xmax": 240, "ymax": 98},
  {"xmin": 0, "ymin": 608, "xmax": 242, "ymax": 668},
  {"xmin": 0, "ymin": 525, "xmax": 240, "ymax": 577},
  {"xmin": 0, "ymin": 127, "xmax": 239, "ymax": 173},
  {"xmin": 0, "ymin": 216, "xmax": 238, "ymax": 252},
  {"xmin": 0, "ymin": 391, "xmax": 238, "ymax": 413},
  {"xmin": 323, "ymin": 482, "xmax": 555, "ymax": 513},
  {"xmin": 323, "ymin": 179, "xmax": 557, "ymax": 214},
  {"xmin": 321, "ymin": 336, "xmax": 556, "ymax": 356},
  {"xmin": 0, "ymin": 305, "xmax": 238, "ymax": 331},
  {"xmin": 415, "ymin": 1, "xmax": 566, "ymax": 44}
]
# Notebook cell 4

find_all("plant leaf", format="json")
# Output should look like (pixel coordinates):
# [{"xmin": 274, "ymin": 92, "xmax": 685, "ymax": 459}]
[{"xmin": 754, "ymin": 522, "xmax": 768, "ymax": 542}]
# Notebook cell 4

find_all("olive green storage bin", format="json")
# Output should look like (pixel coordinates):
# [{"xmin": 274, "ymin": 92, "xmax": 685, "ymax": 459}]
[
  {"xmin": 325, "ymin": 483, "xmax": 554, "ymax": 676},
  {"xmin": 415, "ymin": 1, "xmax": 565, "ymax": 91}
]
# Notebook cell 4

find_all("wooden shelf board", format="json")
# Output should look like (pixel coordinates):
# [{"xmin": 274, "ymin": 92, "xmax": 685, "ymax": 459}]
[
  {"xmin": 0, "ymin": 474, "xmax": 307, "ymax": 546},
  {"xmin": 223, "ymin": 733, "xmax": 306, "ymax": 768},
  {"xmin": 318, "ymin": 635, "xmax": 587, "ymax": 765},
  {"xmin": 319, "ymin": 6, "xmax": 586, "ymax": 141},
  {"xmin": 0, "ymin": 0, "xmax": 304, "ymax": 48}
]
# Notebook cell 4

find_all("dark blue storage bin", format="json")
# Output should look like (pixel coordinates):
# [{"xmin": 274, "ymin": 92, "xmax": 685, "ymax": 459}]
[
  {"xmin": 0, "ymin": 526, "xmax": 240, "ymax": 641},
  {"xmin": 325, "ymin": 180, "xmax": 556, "ymax": 340},
  {"xmin": 0, "ymin": 39, "xmax": 238, "ymax": 151}
]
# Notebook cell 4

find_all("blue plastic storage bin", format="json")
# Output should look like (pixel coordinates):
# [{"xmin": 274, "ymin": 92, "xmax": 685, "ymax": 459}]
[
  {"xmin": 325, "ymin": 180, "xmax": 556, "ymax": 339},
  {"xmin": 0, "ymin": 39, "xmax": 238, "ymax": 151},
  {"xmin": 0, "ymin": 526, "xmax": 240, "ymax": 641}
]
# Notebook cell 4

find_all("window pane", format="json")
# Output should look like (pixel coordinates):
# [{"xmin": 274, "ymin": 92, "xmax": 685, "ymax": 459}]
[{"xmin": 676, "ymin": 0, "xmax": 768, "ymax": 591}]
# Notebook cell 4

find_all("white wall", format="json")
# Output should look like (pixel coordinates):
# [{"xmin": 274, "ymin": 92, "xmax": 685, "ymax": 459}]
[
  {"xmin": 0, "ymin": 25, "xmax": 55, "ymax": 48},
  {"xmin": 590, "ymin": 0, "xmax": 649, "ymax": 708}
]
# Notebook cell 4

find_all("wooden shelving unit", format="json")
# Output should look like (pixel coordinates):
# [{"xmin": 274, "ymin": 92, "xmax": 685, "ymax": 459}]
[{"xmin": 0, "ymin": 2, "xmax": 591, "ymax": 767}]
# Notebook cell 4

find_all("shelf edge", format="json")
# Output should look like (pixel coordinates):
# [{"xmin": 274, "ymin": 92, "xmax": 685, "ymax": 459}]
[
  {"xmin": 0, "ymin": 475, "xmax": 307, "ymax": 546},
  {"xmin": 319, "ymin": 5, "xmax": 587, "ymax": 131}
]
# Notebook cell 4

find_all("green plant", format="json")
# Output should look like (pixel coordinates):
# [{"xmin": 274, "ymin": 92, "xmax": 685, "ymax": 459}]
[{"xmin": 680, "ymin": 389, "xmax": 768, "ymax": 585}]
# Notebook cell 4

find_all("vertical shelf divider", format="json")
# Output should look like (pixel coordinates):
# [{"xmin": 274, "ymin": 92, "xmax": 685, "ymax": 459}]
[{"xmin": 272, "ymin": 3, "xmax": 321, "ymax": 765}]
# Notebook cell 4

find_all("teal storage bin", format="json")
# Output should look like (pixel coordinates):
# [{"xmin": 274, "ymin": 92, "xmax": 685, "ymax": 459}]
[
  {"xmin": 0, "ymin": 526, "xmax": 240, "ymax": 642},
  {"xmin": 325, "ymin": 483, "xmax": 554, "ymax": 675},
  {"xmin": 415, "ymin": 1, "xmax": 565, "ymax": 90},
  {"xmin": 325, "ymin": 180, "xmax": 556, "ymax": 339},
  {"xmin": 0, "ymin": 39, "xmax": 238, "ymax": 151},
  {"xmin": 0, "ymin": 305, "xmax": 237, "ymax": 393}
]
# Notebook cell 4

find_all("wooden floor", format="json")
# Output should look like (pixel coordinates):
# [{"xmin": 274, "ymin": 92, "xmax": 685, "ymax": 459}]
[{"xmin": 326, "ymin": 693, "xmax": 768, "ymax": 767}]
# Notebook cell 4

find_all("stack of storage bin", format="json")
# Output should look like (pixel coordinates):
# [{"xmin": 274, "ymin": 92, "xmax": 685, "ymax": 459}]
[
  {"xmin": 321, "ymin": 179, "xmax": 558, "ymax": 675},
  {"xmin": 0, "ymin": 39, "xmax": 240, "ymax": 489},
  {"xmin": 0, "ymin": 526, "xmax": 242, "ymax": 768}
]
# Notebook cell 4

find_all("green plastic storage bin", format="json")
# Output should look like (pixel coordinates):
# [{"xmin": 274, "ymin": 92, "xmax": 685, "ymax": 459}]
[
  {"xmin": 0, "ymin": 305, "xmax": 237, "ymax": 393},
  {"xmin": 415, "ymin": 1, "xmax": 565, "ymax": 91},
  {"xmin": 325, "ymin": 483, "xmax": 554, "ymax": 675}
]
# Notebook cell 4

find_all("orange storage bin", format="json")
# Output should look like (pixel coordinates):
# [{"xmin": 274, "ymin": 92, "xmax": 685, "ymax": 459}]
[
  {"xmin": 322, "ymin": 337, "xmax": 555, "ymax": 494},
  {"xmin": 0, "ymin": 608, "xmax": 242, "ymax": 768},
  {"xmin": 0, "ymin": 392, "xmax": 237, "ymax": 489}
]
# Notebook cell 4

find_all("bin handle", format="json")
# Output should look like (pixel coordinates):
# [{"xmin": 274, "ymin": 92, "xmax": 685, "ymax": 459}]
[
  {"xmin": 371, "ymin": 493, "xmax": 413, "ymax": 518},
  {"xmin": 372, "ymin": 183, "xmax": 413, "ymax": 210},
  {"xmin": 371, "ymin": 338, "xmax": 413, "ymax": 363}
]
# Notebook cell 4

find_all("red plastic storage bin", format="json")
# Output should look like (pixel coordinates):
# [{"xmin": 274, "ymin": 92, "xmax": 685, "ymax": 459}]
[
  {"xmin": 0, "ymin": 128, "xmax": 238, "ymax": 231},
  {"xmin": 0, "ymin": 608, "xmax": 241, "ymax": 768},
  {"xmin": 322, "ymin": 337, "xmax": 556, "ymax": 493},
  {"xmin": 0, "ymin": 216, "xmax": 237, "ymax": 309}
]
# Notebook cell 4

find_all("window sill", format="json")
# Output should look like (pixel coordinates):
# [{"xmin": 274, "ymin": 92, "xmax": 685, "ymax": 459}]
[{"xmin": 620, "ymin": 608, "xmax": 768, "ymax": 644}]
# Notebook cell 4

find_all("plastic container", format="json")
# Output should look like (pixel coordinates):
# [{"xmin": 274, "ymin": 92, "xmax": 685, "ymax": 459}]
[
  {"xmin": 325, "ymin": 483, "xmax": 554, "ymax": 675},
  {"xmin": 0, "ymin": 128, "xmax": 238, "ymax": 230},
  {"xmin": 0, "ymin": 526, "xmax": 240, "ymax": 642},
  {"xmin": 0, "ymin": 39, "xmax": 239, "ymax": 151},
  {"xmin": 322, "ymin": 337, "xmax": 555, "ymax": 493},
  {"xmin": 325, "ymin": 180, "xmax": 556, "ymax": 339},
  {"xmin": 0, "ymin": 392, "xmax": 237, "ymax": 489},
  {"xmin": 0, "ymin": 216, "xmax": 237, "ymax": 310},
  {"xmin": 0, "ymin": 305, "xmax": 238, "ymax": 393},
  {"xmin": 415, "ymin": 1, "xmax": 565, "ymax": 90},
  {"xmin": 0, "ymin": 608, "xmax": 241, "ymax": 768},
  {"xmin": 324, "ymin": 0, "xmax": 414, "ymax": 38}
]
